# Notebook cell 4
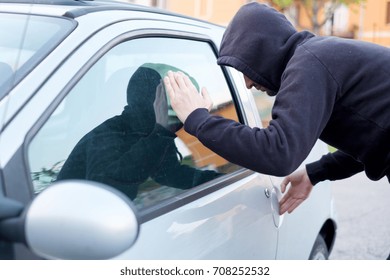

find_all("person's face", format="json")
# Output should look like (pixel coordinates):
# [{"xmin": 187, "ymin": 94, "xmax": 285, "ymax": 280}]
[{"xmin": 243, "ymin": 75, "xmax": 276, "ymax": 96}]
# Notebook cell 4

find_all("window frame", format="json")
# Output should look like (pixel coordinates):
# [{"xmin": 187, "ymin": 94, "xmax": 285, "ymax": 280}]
[{"xmin": 24, "ymin": 28, "xmax": 252, "ymax": 222}]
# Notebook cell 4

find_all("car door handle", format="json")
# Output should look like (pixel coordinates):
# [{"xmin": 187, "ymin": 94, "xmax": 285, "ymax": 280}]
[
  {"xmin": 264, "ymin": 187, "xmax": 284, "ymax": 228},
  {"xmin": 264, "ymin": 188, "xmax": 271, "ymax": 198}
]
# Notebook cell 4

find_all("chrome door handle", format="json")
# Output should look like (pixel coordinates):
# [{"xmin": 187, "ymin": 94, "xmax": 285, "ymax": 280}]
[
  {"xmin": 264, "ymin": 188, "xmax": 271, "ymax": 198},
  {"xmin": 270, "ymin": 187, "xmax": 284, "ymax": 228}
]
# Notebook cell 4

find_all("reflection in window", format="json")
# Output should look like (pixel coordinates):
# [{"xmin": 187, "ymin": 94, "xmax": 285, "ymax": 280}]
[{"xmin": 28, "ymin": 37, "xmax": 241, "ymax": 209}]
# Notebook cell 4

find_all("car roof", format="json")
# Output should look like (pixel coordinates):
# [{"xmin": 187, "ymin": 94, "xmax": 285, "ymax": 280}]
[{"xmin": 0, "ymin": 0, "xmax": 218, "ymax": 25}]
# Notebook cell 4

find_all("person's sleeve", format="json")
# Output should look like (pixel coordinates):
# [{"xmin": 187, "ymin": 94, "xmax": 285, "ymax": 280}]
[
  {"xmin": 85, "ymin": 125, "xmax": 168, "ymax": 185},
  {"xmin": 152, "ymin": 138, "xmax": 222, "ymax": 189},
  {"xmin": 306, "ymin": 150, "xmax": 364, "ymax": 185},
  {"xmin": 184, "ymin": 50, "xmax": 339, "ymax": 176}
]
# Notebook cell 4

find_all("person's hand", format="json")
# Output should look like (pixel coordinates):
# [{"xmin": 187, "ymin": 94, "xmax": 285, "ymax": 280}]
[
  {"xmin": 279, "ymin": 168, "xmax": 313, "ymax": 215},
  {"xmin": 163, "ymin": 71, "xmax": 213, "ymax": 123}
]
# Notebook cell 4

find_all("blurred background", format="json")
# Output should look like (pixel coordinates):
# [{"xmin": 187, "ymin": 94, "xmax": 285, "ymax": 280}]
[{"xmin": 124, "ymin": 0, "xmax": 390, "ymax": 47}]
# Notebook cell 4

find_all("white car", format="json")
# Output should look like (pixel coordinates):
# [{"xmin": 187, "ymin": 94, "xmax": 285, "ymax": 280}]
[{"xmin": 0, "ymin": 0, "xmax": 337, "ymax": 260}]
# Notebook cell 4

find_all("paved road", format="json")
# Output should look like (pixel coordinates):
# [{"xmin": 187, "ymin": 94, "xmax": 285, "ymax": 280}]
[{"xmin": 328, "ymin": 172, "xmax": 390, "ymax": 260}]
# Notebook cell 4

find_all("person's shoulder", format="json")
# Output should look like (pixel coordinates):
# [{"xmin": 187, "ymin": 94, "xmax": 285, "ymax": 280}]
[
  {"xmin": 298, "ymin": 36, "xmax": 334, "ymax": 51},
  {"xmin": 295, "ymin": 36, "xmax": 348, "ymax": 63},
  {"xmin": 83, "ymin": 115, "xmax": 124, "ymax": 138}
]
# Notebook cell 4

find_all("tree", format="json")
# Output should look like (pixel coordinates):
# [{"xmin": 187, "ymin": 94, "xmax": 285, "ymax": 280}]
[{"xmin": 265, "ymin": 0, "xmax": 365, "ymax": 34}]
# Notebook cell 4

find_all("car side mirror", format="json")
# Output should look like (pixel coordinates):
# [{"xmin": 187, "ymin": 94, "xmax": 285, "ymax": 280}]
[{"xmin": 0, "ymin": 180, "xmax": 139, "ymax": 259}]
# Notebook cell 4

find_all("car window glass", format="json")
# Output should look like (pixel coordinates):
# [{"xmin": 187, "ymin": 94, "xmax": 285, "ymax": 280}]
[
  {"xmin": 28, "ymin": 37, "xmax": 241, "ymax": 209},
  {"xmin": 0, "ymin": 13, "xmax": 74, "ymax": 98},
  {"xmin": 251, "ymin": 89, "xmax": 275, "ymax": 128}
]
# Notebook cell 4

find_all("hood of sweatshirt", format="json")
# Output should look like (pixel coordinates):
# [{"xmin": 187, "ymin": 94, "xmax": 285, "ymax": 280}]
[{"xmin": 217, "ymin": 3, "xmax": 314, "ymax": 94}]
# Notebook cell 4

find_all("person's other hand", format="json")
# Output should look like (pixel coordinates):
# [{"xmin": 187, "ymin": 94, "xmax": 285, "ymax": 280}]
[
  {"xmin": 163, "ymin": 71, "xmax": 213, "ymax": 123},
  {"xmin": 279, "ymin": 168, "xmax": 313, "ymax": 215}
]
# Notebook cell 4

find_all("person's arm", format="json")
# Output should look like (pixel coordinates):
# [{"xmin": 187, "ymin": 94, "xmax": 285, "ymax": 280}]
[
  {"xmin": 279, "ymin": 151, "xmax": 364, "ymax": 215},
  {"xmin": 306, "ymin": 150, "xmax": 364, "ymax": 185},
  {"xmin": 164, "ymin": 51, "xmax": 339, "ymax": 177},
  {"xmin": 84, "ymin": 125, "xmax": 170, "ymax": 186},
  {"xmin": 151, "ymin": 139, "xmax": 222, "ymax": 189}
]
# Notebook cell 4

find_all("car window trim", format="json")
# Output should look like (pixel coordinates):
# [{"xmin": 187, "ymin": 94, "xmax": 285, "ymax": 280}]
[{"xmin": 139, "ymin": 168, "xmax": 254, "ymax": 223}]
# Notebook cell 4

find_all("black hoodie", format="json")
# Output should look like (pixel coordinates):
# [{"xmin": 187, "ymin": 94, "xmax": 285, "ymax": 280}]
[{"xmin": 184, "ymin": 3, "xmax": 390, "ymax": 184}]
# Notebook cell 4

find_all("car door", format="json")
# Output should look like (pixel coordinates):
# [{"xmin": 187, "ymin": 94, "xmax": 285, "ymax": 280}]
[{"xmin": 1, "ymin": 13, "xmax": 278, "ymax": 259}]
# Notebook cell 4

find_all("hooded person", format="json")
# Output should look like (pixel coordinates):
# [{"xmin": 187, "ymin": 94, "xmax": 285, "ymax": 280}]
[
  {"xmin": 57, "ymin": 63, "xmax": 221, "ymax": 200},
  {"xmin": 164, "ymin": 3, "xmax": 389, "ymax": 212}
]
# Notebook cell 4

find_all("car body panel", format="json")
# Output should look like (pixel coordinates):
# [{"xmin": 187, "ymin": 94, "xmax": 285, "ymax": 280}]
[
  {"xmin": 117, "ymin": 173, "xmax": 277, "ymax": 259},
  {"xmin": 272, "ymin": 141, "xmax": 337, "ymax": 259}
]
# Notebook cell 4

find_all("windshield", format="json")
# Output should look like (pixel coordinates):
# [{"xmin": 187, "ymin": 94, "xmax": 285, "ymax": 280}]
[{"xmin": 0, "ymin": 12, "xmax": 75, "ymax": 99}]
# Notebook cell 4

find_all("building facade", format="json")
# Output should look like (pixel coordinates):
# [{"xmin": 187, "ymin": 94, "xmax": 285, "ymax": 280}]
[
  {"xmin": 129, "ymin": 0, "xmax": 390, "ymax": 47},
  {"xmin": 349, "ymin": 0, "xmax": 390, "ymax": 46}
]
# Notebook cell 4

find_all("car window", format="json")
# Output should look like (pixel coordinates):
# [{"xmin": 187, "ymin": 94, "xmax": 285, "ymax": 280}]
[
  {"xmin": 251, "ymin": 89, "xmax": 275, "ymax": 128},
  {"xmin": 0, "ymin": 13, "xmax": 74, "ymax": 99},
  {"xmin": 27, "ymin": 37, "xmax": 242, "ymax": 209}
]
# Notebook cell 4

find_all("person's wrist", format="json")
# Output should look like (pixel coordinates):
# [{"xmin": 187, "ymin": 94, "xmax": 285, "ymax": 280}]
[{"xmin": 183, "ymin": 108, "xmax": 210, "ymax": 135}]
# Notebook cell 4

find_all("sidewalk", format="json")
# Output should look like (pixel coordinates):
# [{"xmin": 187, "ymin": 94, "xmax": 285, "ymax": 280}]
[{"xmin": 329, "ymin": 172, "xmax": 390, "ymax": 260}]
